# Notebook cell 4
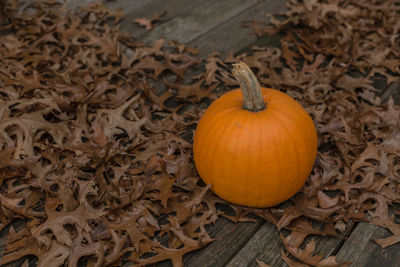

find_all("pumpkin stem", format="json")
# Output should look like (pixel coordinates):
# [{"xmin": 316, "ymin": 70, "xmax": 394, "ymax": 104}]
[{"xmin": 232, "ymin": 62, "xmax": 266, "ymax": 112}]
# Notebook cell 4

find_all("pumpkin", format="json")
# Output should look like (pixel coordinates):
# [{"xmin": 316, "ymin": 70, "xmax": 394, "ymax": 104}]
[{"xmin": 193, "ymin": 62, "xmax": 317, "ymax": 207}]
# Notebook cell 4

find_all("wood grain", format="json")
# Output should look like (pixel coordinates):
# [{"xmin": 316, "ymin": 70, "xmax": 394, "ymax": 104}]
[
  {"xmin": 336, "ymin": 222, "xmax": 400, "ymax": 267},
  {"xmin": 141, "ymin": 0, "xmax": 261, "ymax": 45},
  {"xmin": 118, "ymin": 0, "xmax": 200, "ymax": 40},
  {"xmin": 227, "ymin": 220, "xmax": 356, "ymax": 267},
  {"xmin": 183, "ymin": 217, "xmax": 264, "ymax": 267},
  {"xmin": 226, "ymin": 222, "xmax": 285, "ymax": 267},
  {"xmin": 189, "ymin": 0, "xmax": 286, "ymax": 57},
  {"xmin": 147, "ymin": 217, "xmax": 264, "ymax": 267}
]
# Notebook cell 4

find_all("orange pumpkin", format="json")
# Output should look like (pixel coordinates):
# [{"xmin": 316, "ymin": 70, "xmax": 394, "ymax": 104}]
[{"xmin": 193, "ymin": 62, "xmax": 317, "ymax": 207}]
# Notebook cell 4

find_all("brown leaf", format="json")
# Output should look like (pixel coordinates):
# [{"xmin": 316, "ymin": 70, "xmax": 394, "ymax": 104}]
[
  {"xmin": 373, "ymin": 217, "xmax": 400, "ymax": 248},
  {"xmin": 257, "ymin": 259, "xmax": 272, "ymax": 267},
  {"xmin": 317, "ymin": 191, "xmax": 339, "ymax": 209},
  {"xmin": 3, "ymin": 0, "xmax": 400, "ymax": 265},
  {"xmin": 282, "ymin": 236, "xmax": 349, "ymax": 267},
  {"xmin": 133, "ymin": 10, "xmax": 167, "ymax": 30}
]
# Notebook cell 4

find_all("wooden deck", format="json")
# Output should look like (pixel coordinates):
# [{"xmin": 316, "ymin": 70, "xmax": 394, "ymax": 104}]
[
  {"xmin": 72, "ymin": 1, "xmax": 400, "ymax": 266},
  {"xmin": 2, "ymin": 0, "xmax": 400, "ymax": 266}
]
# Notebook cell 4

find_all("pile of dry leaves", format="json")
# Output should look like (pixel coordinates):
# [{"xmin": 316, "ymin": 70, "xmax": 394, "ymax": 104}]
[{"xmin": 0, "ymin": 0, "xmax": 400, "ymax": 266}]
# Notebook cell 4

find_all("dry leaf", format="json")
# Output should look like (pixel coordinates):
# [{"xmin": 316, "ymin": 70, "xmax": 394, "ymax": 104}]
[
  {"xmin": 133, "ymin": 10, "xmax": 167, "ymax": 30},
  {"xmin": 2, "ymin": 0, "xmax": 400, "ymax": 266}
]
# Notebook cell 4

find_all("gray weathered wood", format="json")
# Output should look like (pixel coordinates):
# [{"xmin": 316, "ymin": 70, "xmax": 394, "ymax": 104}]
[
  {"xmin": 226, "ymin": 222, "xmax": 285, "ymax": 267},
  {"xmin": 381, "ymin": 82, "xmax": 400, "ymax": 103},
  {"xmin": 121, "ymin": 217, "xmax": 263, "ymax": 267},
  {"xmin": 101, "ymin": 0, "xmax": 154, "ymax": 15},
  {"xmin": 313, "ymin": 220, "xmax": 356, "ymax": 258},
  {"xmin": 66, "ymin": 0, "xmax": 200, "ymax": 42},
  {"xmin": 227, "ymin": 220, "xmax": 356, "ymax": 267},
  {"xmin": 117, "ymin": 0, "xmax": 201, "ymax": 40},
  {"xmin": 189, "ymin": 0, "xmax": 286, "ymax": 57},
  {"xmin": 65, "ymin": 0, "xmax": 154, "ymax": 37},
  {"xmin": 336, "ymin": 222, "xmax": 400, "ymax": 267},
  {"xmin": 141, "ymin": 0, "xmax": 261, "ymax": 45},
  {"xmin": 65, "ymin": 0, "xmax": 116, "ymax": 10},
  {"xmin": 182, "ymin": 217, "xmax": 264, "ymax": 266},
  {"xmin": 66, "ymin": 0, "xmax": 287, "ymax": 56},
  {"xmin": 66, "ymin": 0, "xmax": 152, "ymax": 12}
]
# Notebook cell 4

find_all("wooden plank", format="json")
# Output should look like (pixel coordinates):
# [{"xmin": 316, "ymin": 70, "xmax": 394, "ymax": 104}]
[
  {"xmin": 381, "ymin": 82, "xmax": 400, "ymax": 103},
  {"xmin": 182, "ymin": 217, "xmax": 264, "ymax": 267},
  {"xmin": 66, "ymin": 0, "xmax": 286, "ymax": 56},
  {"xmin": 336, "ymin": 222, "xmax": 400, "ymax": 267},
  {"xmin": 151, "ymin": 217, "xmax": 263, "ymax": 267},
  {"xmin": 141, "ymin": 0, "xmax": 261, "ymax": 45},
  {"xmin": 66, "ymin": 0, "xmax": 200, "ymax": 42},
  {"xmin": 116, "ymin": 0, "xmax": 201, "ymax": 40},
  {"xmin": 121, "ymin": 216, "xmax": 263, "ymax": 267},
  {"xmin": 65, "ymin": 0, "xmax": 115, "ymax": 9},
  {"xmin": 101, "ymin": 0, "xmax": 155, "ymax": 15},
  {"xmin": 189, "ymin": 0, "xmax": 286, "ymax": 57},
  {"xmin": 225, "ymin": 222, "xmax": 285, "ymax": 267},
  {"xmin": 226, "ymin": 221, "xmax": 355, "ymax": 267}
]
